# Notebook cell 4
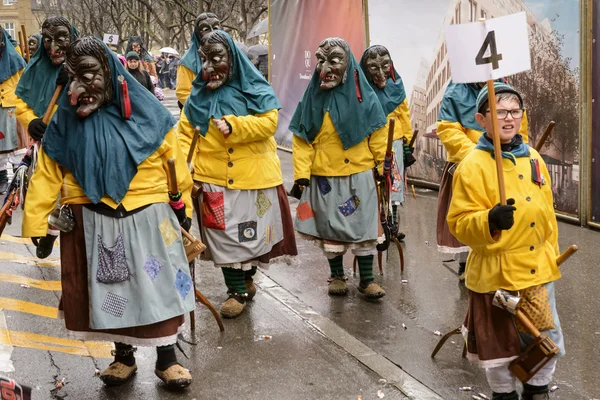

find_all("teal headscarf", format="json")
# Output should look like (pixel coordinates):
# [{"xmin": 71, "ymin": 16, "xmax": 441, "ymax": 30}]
[
  {"xmin": 0, "ymin": 28, "xmax": 26, "ymax": 83},
  {"xmin": 15, "ymin": 21, "xmax": 79, "ymax": 118},
  {"xmin": 289, "ymin": 41, "xmax": 387, "ymax": 150},
  {"xmin": 42, "ymin": 38, "xmax": 176, "ymax": 204},
  {"xmin": 179, "ymin": 31, "xmax": 201, "ymax": 74},
  {"xmin": 437, "ymin": 81, "xmax": 483, "ymax": 131},
  {"xmin": 475, "ymin": 133, "xmax": 529, "ymax": 165},
  {"xmin": 126, "ymin": 36, "xmax": 154, "ymax": 62},
  {"xmin": 183, "ymin": 30, "xmax": 280, "ymax": 136},
  {"xmin": 359, "ymin": 46, "xmax": 406, "ymax": 116}
]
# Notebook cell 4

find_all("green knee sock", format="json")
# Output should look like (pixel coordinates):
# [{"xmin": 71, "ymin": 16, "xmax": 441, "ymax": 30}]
[
  {"xmin": 222, "ymin": 268, "xmax": 247, "ymax": 294},
  {"xmin": 244, "ymin": 266, "xmax": 257, "ymax": 280},
  {"xmin": 328, "ymin": 255, "xmax": 344, "ymax": 277},
  {"xmin": 357, "ymin": 255, "xmax": 374, "ymax": 282}
]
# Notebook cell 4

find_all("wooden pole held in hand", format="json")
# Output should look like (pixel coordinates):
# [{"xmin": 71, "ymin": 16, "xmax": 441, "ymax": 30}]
[
  {"xmin": 187, "ymin": 126, "xmax": 201, "ymax": 172},
  {"xmin": 43, "ymin": 85, "xmax": 63, "ymax": 125},
  {"xmin": 386, "ymin": 118, "xmax": 395, "ymax": 153},
  {"xmin": 167, "ymin": 158, "xmax": 178, "ymax": 194},
  {"xmin": 535, "ymin": 121, "xmax": 555, "ymax": 152},
  {"xmin": 486, "ymin": 80, "xmax": 507, "ymax": 205},
  {"xmin": 556, "ymin": 244, "xmax": 578, "ymax": 266},
  {"xmin": 20, "ymin": 25, "xmax": 29, "ymax": 62},
  {"xmin": 17, "ymin": 31, "xmax": 24, "ymax": 57},
  {"xmin": 408, "ymin": 129, "xmax": 420, "ymax": 148}
]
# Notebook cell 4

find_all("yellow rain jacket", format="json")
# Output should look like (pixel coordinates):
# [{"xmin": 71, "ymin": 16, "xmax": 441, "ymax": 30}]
[
  {"xmin": 15, "ymin": 97, "xmax": 58, "ymax": 131},
  {"xmin": 293, "ymin": 112, "xmax": 387, "ymax": 182},
  {"xmin": 22, "ymin": 129, "xmax": 192, "ymax": 237},
  {"xmin": 178, "ymin": 108, "xmax": 282, "ymax": 190},
  {"xmin": 0, "ymin": 71, "xmax": 24, "ymax": 108},
  {"xmin": 447, "ymin": 145, "xmax": 560, "ymax": 294},
  {"xmin": 389, "ymin": 99, "xmax": 412, "ymax": 143},
  {"xmin": 176, "ymin": 65, "xmax": 195, "ymax": 105}
]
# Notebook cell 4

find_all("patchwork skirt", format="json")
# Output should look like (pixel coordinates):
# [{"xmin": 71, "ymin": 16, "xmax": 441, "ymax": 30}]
[
  {"xmin": 294, "ymin": 169, "xmax": 381, "ymax": 253},
  {"xmin": 0, "ymin": 107, "xmax": 18, "ymax": 153},
  {"xmin": 390, "ymin": 139, "xmax": 405, "ymax": 205},
  {"xmin": 462, "ymin": 282, "xmax": 565, "ymax": 369},
  {"xmin": 436, "ymin": 162, "xmax": 470, "ymax": 255},
  {"xmin": 58, "ymin": 203, "xmax": 195, "ymax": 347},
  {"xmin": 194, "ymin": 183, "xmax": 297, "ymax": 270}
]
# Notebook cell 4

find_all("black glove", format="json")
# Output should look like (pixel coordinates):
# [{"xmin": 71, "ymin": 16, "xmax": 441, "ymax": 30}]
[
  {"xmin": 171, "ymin": 204, "xmax": 188, "ymax": 227},
  {"xmin": 288, "ymin": 179, "xmax": 310, "ymax": 200},
  {"xmin": 33, "ymin": 233, "xmax": 58, "ymax": 259},
  {"xmin": 56, "ymin": 67, "xmax": 69, "ymax": 86},
  {"xmin": 177, "ymin": 101, "xmax": 184, "ymax": 111},
  {"xmin": 403, "ymin": 142, "xmax": 416, "ymax": 168},
  {"xmin": 181, "ymin": 217, "xmax": 192, "ymax": 232},
  {"xmin": 488, "ymin": 198, "xmax": 516, "ymax": 233},
  {"xmin": 28, "ymin": 118, "xmax": 47, "ymax": 141}
]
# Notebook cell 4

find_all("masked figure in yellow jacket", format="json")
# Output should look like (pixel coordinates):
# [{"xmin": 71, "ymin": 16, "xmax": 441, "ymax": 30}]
[
  {"xmin": 437, "ymin": 79, "xmax": 528, "ymax": 280},
  {"xmin": 23, "ymin": 37, "xmax": 196, "ymax": 389},
  {"xmin": 178, "ymin": 30, "xmax": 297, "ymax": 319},
  {"xmin": 0, "ymin": 27, "xmax": 26, "ymax": 194},
  {"xmin": 176, "ymin": 12, "xmax": 221, "ymax": 108},
  {"xmin": 290, "ymin": 37, "xmax": 388, "ymax": 299},
  {"xmin": 447, "ymin": 83, "xmax": 563, "ymax": 400},
  {"xmin": 359, "ymin": 45, "xmax": 414, "ymax": 241}
]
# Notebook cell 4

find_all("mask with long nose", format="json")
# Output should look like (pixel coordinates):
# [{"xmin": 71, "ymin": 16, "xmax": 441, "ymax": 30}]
[
  {"xmin": 365, "ymin": 53, "xmax": 391, "ymax": 89},
  {"xmin": 315, "ymin": 41, "xmax": 349, "ymax": 91},
  {"xmin": 28, "ymin": 35, "xmax": 39, "ymax": 56},
  {"xmin": 42, "ymin": 23, "xmax": 71, "ymax": 65},
  {"xmin": 194, "ymin": 13, "xmax": 221, "ymax": 41},
  {"xmin": 66, "ymin": 55, "xmax": 109, "ymax": 118},
  {"xmin": 199, "ymin": 34, "xmax": 231, "ymax": 90}
]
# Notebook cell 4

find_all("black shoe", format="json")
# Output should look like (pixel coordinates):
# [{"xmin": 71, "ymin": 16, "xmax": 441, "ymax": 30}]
[
  {"xmin": 492, "ymin": 391, "xmax": 519, "ymax": 400},
  {"xmin": 396, "ymin": 232, "xmax": 406, "ymax": 241},
  {"xmin": 457, "ymin": 262, "xmax": 466, "ymax": 281},
  {"xmin": 522, "ymin": 384, "xmax": 550, "ymax": 400},
  {"xmin": 0, "ymin": 179, "xmax": 8, "ymax": 195},
  {"xmin": 36, "ymin": 234, "xmax": 58, "ymax": 259}
]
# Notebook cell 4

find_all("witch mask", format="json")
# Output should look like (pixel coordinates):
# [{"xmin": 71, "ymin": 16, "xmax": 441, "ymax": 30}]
[
  {"xmin": 195, "ymin": 13, "xmax": 221, "ymax": 41},
  {"xmin": 42, "ymin": 16, "xmax": 73, "ymax": 65},
  {"xmin": 28, "ymin": 35, "xmax": 39, "ymax": 56},
  {"xmin": 65, "ymin": 37, "xmax": 112, "ymax": 118},
  {"xmin": 200, "ymin": 31, "xmax": 231, "ymax": 90},
  {"xmin": 316, "ymin": 37, "xmax": 349, "ymax": 91},
  {"xmin": 363, "ymin": 45, "xmax": 391, "ymax": 89}
]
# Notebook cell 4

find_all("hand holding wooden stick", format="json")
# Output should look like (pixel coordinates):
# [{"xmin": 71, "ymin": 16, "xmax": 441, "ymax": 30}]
[
  {"xmin": 186, "ymin": 126, "xmax": 201, "ymax": 172},
  {"xmin": 42, "ymin": 85, "xmax": 64, "ymax": 125}
]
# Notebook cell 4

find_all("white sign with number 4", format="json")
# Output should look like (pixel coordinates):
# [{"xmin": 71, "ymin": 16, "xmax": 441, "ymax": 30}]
[{"xmin": 445, "ymin": 12, "xmax": 531, "ymax": 84}]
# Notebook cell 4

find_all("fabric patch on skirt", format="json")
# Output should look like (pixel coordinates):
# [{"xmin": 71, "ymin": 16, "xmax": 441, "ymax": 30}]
[
  {"xmin": 296, "ymin": 201, "xmax": 314, "ymax": 221},
  {"xmin": 159, "ymin": 218, "xmax": 179, "ymax": 246},
  {"xmin": 338, "ymin": 195, "xmax": 361, "ymax": 217},
  {"xmin": 101, "ymin": 292, "xmax": 128, "ymax": 318},
  {"xmin": 96, "ymin": 233, "xmax": 130, "ymax": 284},
  {"xmin": 256, "ymin": 191, "xmax": 272, "ymax": 218},
  {"xmin": 144, "ymin": 255, "xmax": 163, "ymax": 281},
  {"xmin": 265, "ymin": 225, "xmax": 274, "ymax": 245},
  {"xmin": 517, "ymin": 285, "xmax": 555, "ymax": 332},
  {"xmin": 317, "ymin": 177, "xmax": 332, "ymax": 195},
  {"xmin": 202, "ymin": 191, "xmax": 226, "ymax": 230},
  {"xmin": 238, "ymin": 221, "xmax": 258, "ymax": 242},
  {"xmin": 174, "ymin": 269, "xmax": 193, "ymax": 300},
  {"xmin": 392, "ymin": 156, "xmax": 402, "ymax": 193}
]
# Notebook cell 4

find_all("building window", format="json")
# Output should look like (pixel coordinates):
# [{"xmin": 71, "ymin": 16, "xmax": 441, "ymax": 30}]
[
  {"xmin": 469, "ymin": 0, "xmax": 478, "ymax": 22},
  {"xmin": 481, "ymin": 9, "xmax": 487, "ymax": 20},
  {"xmin": 3, "ymin": 23, "xmax": 15, "ymax": 38},
  {"xmin": 3, "ymin": 0, "xmax": 14, "ymax": 5}
]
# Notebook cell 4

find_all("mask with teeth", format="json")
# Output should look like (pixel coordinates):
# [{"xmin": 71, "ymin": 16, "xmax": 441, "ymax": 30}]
[
  {"xmin": 65, "ymin": 37, "xmax": 112, "ymax": 118},
  {"xmin": 199, "ymin": 31, "xmax": 232, "ymax": 90},
  {"xmin": 315, "ymin": 37, "xmax": 350, "ymax": 91},
  {"xmin": 41, "ymin": 16, "xmax": 74, "ymax": 66},
  {"xmin": 194, "ymin": 13, "xmax": 222, "ymax": 41},
  {"xmin": 362, "ymin": 45, "xmax": 391, "ymax": 89},
  {"xmin": 28, "ymin": 34, "xmax": 39, "ymax": 56}
]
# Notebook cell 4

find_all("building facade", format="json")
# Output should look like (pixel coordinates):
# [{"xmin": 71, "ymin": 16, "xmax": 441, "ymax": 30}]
[{"xmin": 0, "ymin": 0, "xmax": 39, "ymax": 46}]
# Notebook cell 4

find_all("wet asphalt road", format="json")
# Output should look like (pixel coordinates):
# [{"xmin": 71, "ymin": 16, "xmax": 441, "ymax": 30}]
[{"xmin": 0, "ymin": 90, "xmax": 598, "ymax": 399}]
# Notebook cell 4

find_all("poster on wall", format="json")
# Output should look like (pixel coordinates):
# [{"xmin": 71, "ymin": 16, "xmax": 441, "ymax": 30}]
[
  {"xmin": 369, "ymin": 0, "xmax": 580, "ymax": 216},
  {"xmin": 269, "ymin": 0, "xmax": 366, "ymax": 147}
]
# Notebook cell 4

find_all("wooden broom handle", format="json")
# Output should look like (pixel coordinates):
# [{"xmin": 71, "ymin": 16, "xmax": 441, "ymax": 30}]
[
  {"xmin": 386, "ymin": 118, "xmax": 395, "ymax": 154},
  {"xmin": 186, "ymin": 126, "xmax": 201, "ymax": 168},
  {"xmin": 167, "ymin": 158, "xmax": 178, "ymax": 194},
  {"xmin": 515, "ymin": 309, "xmax": 541, "ymax": 338},
  {"xmin": 556, "ymin": 244, "xmax": 578, "ymax": 266},
  {"xmin": 535, "ymin": 121, "xmax": 555, "ymax": 152},
  {"xmin": 486, "ymin": 80, "xmax": 507, "ymax": 205},
  {"xmin": 42, "ymin": 85, "xmax": 63, "ymax": 125},
  {"xmin": 21, "ymin": 25, "xmax": 29, "ymax": 62}
]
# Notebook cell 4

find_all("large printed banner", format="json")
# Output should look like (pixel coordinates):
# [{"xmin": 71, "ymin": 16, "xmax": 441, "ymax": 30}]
[
  {"xmin": 369, "ymin": 0, "xmax": 580, "ymax": 216},
  {"xmin": 591, "ymin": 0, "xmax": 600, "ymax": 223},
  {"xmin": 270, "ymin": 0, "xmax": 366, "ymax": 147}
]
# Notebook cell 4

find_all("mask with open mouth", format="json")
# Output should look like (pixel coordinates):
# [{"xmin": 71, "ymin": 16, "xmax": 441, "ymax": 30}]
[
  {"xmin": 194, "ymin": 13, "xmax": 222, "ymax": 41},
  {"xmin": 199, "ymin": 31, "xmax": 231, "ymax": 90},
  {"xmin": 362, "ymin": 45, "xmax": 391, "ymax": 89},
  {"xmin": 42, "ymin": 16, "xmax": 74, "ymax": 66},
  {"xmin": 65, "ymin": 38, "xmax": 112, "ymax": 118},
  {"xmin": 28, "ymin": 34, "xmax": 40, "ymax": 56},
  {"xmin": 315, "ymin": 38, "xmax": 349, "ymax": 91}
]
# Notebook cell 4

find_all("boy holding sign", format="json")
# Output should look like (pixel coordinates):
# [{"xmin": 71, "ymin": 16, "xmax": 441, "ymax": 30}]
[{"xmin": 447, "ymin": 82, "xmax": 564, "ymax": 400}]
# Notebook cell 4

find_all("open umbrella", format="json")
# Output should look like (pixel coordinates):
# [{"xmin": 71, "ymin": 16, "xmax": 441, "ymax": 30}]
[
  {"xmin": 248, "ymin": 44, "xmax": 268, "ymax": 57},
  {"xmin": 247, "ymin": 18, "xmax": 268, "ymax": 39},
  {"xmin": 159, "ymin": 47, "xmax": 179, "ymax": 55},
  {"xmin": 234, "ymin": 41, "xmax": 249, "ymax": 56}
]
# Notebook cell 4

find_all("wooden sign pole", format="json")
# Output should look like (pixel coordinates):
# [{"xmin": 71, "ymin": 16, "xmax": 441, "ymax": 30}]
[{"xmin": 486, "ymin": 80, "xmax": 507, "ymax": 205}]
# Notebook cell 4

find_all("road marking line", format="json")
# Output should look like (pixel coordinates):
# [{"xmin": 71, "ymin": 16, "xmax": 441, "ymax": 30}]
[
  {"xmin": 0, "ymin": 251, "xmax": 60, "ymax": 268},
  {"xmin": 0, "ymin": 298, "xmax": 57, "ymax": 319},
  {"xmin": 0, "ymin": 234, "xmax": 58, "ymax": 246},
  {"xmin": 0, "ymin": 309, "xmax": 14, "ymax": 372},
  {"xmin": 0, "ymin": 273, "xmax": 61, "ymax": 291},
  {"xmin": 0, "ymin": 329, "xmax": 112, "ymax": 359}
]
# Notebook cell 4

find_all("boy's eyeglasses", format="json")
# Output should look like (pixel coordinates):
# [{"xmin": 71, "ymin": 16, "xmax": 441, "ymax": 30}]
[{"xmin": 485, "ymin": 109, "xmax": 524, "ymax": 119}]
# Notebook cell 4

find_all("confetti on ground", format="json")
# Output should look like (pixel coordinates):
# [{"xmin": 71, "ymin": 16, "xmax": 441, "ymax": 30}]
[
  {"xmin": 20, "ymin": 284, "xmax": 29, "ymax": 288},
  {"xmin": 434, "ymin": 330, "xmax": 442, "ymax": 336},
  {"xmin": 357, "ymin": 396, "xmax": 362, "ymax": 400},
  {"xmin": 549, "ymin": 385, "xmax": 559, "ymax": 393},
  {"xmin": 459, "ymin": 386, "xmax": 475, "ymax": 391},
  {"xmin": 402, "ymin": 323, "xmax": 407, "ymax": 330},
  {"xmin": 477, "ymin": 393, "xmax": 490, "ymax": 399},
  {"xmin": 217, "ymin": 346, "xmax": 223, "ymax": 350},
  {"xmin": 401, "ymin": 280, "xmax": 408, "ymax": 284},
  {"xmin": 378, "ymin": 379, "xmax": 387, "ymax": 384},
  {"xmin": 472, "ymin": 396, "xmax": 484, "ymax": 400},
  {"xmin": 254, "ymin": 335, "xmax": 272, "ymax": 341},
  {"xmin": 425, "ymin": 241, "xmax": 429, "ymax": 246},
  {"xmin": 94, "ymin": 369, "xmax": 100, "ymax": 376},
  {"xmin": 377, "ymin": 390, "xmax": 385, "ymax": 398}
]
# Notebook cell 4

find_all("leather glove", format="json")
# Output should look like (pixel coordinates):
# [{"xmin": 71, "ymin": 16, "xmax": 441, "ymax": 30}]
[
  {"xmin": 28, "ymin": 118, "xmax": 47, "ymax": 141},
  {"xmin": 488, "ymin": 198, "xmax": 516, "ymax": 233},
  {"xmin": 403, "ymin": 142, "xmax": 416, "ymax": 168},
  {"xmin": 32, "ymin": 233, "xmax": 58, "ymax": 259},
  {"xmin": 56, "ymin": 67, "xmax": 69, "ymax": 86},
  {"xmin": 171, "ymin": 204, "xmax": 189, "ymax": 228},
  {"xmin": 288, "ymin": 178, "xmax": 310, "ymax": 200}
]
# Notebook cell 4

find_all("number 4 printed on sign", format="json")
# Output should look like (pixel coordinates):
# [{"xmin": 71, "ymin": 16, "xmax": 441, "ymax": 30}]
[{"xmin": 475, "ymin": 31, "xmax": 503, "ymax": 70}]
